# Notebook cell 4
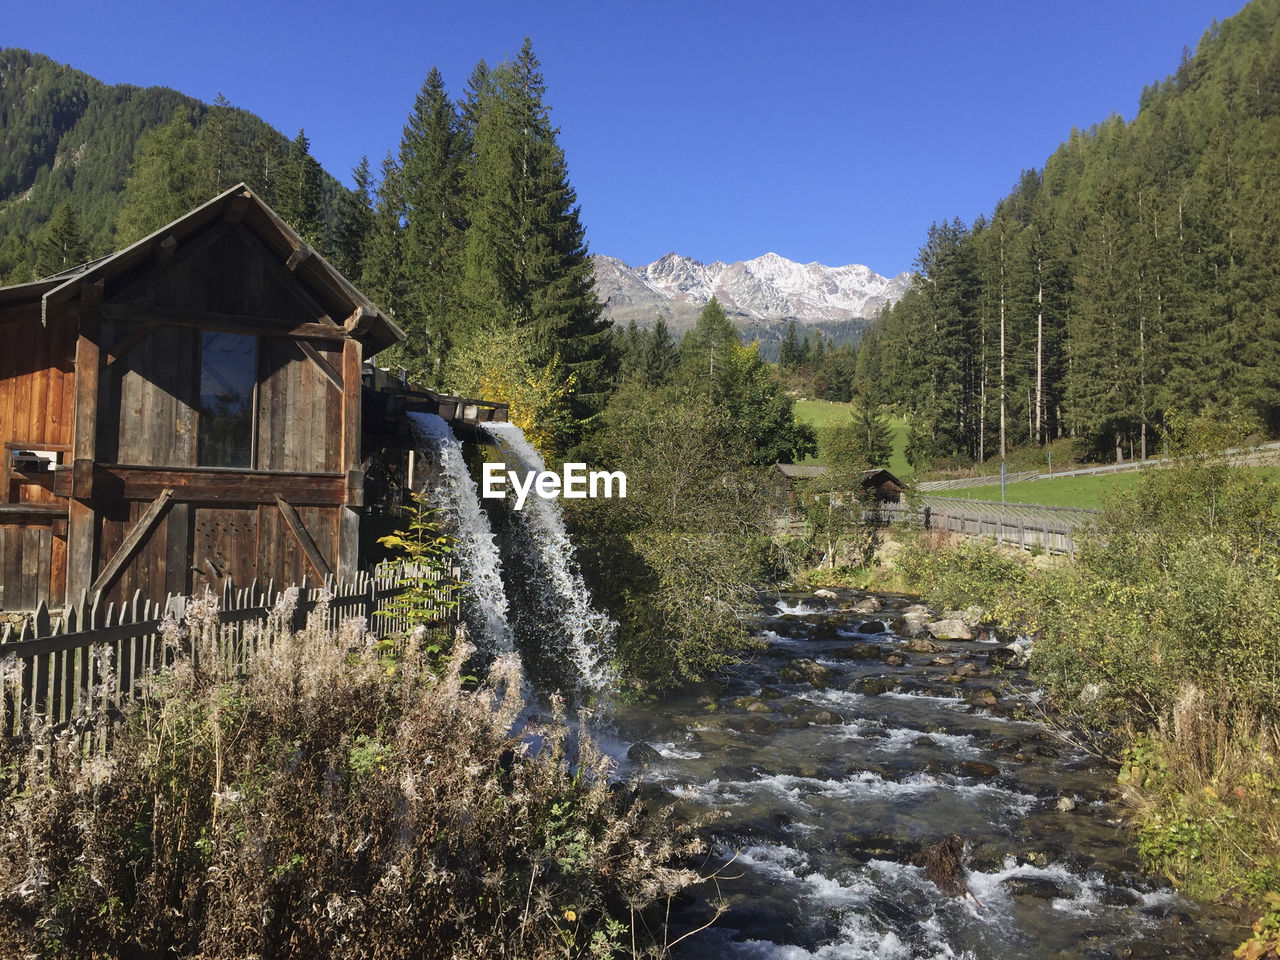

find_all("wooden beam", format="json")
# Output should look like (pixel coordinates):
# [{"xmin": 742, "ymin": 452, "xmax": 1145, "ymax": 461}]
[
  {"xmin": 100, "ymin": 304, "xmax": 346, "ymax": 342},
  {"xmin": 338, "ymin": 507, "xmax": 359, "ymax": 581},
  {"xmin": 67, "ymin": 283, "xmax": 103, "ymax": 601},
  {"xmin": 89, "ymin": 488, "xmax": 174, "ymax": 597},
  {"xmin": 276, "ymin": 496, "xmax": 332, "ymax": 581},
  {"xmin": 224, "ymin": 193, "xmax": 251, "ymax": 224},
  {"xmin": 285, "ymin": 244, "xmax": 312, "ymax": 272},
  {"xmin": 157, "ymin": 234, "xmax": 178, "ymax": 263},
  {"xmin": 343, "ymin": 304, "xmax": 377, "ymax": 333},
  {"xmin": 89, "ymin": 465, "xmax": 346, "ymax": 506},
  {"xmin": 102, "ymin": 321, "xmax": 159, "ymax": 369},
  {"xmin": 297, "ymin": 340, "xmax": 343, "ymax": 392},
  {"xmin": 340, "ymin": 339, "xmax": 362, "ymax": 477},
  {"xmin": 0, "ymin": 504, "xmax": 69, "ymax": 523}
]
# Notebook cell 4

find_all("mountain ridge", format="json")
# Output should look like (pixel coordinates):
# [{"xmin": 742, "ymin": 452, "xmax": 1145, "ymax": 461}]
[{"xmin": 593, "ymin": 250, "xmax": 911, "ymax": 334}]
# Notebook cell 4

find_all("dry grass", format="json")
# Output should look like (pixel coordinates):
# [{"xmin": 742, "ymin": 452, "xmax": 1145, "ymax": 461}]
[
  {"xmin": 1122, "ymin": 686, "xmax": 1280, "ymax": 904},
  {"xmin": 0, "ymin": 590, "xmax": 709, "ymax": 959}
]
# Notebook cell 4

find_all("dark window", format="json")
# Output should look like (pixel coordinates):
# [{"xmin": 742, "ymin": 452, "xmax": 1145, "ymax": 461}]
[{"xmin": 198, "ymin": 331, "xmax": 257, "ymax": 467}]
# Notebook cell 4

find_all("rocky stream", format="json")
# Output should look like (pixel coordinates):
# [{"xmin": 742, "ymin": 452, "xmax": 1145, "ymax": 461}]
[{"xmin": 605, "ymin": 590, "xmax": 1241, "ymax": 959}]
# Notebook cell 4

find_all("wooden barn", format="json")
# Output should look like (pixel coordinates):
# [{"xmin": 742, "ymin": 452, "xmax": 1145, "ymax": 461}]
[
  {"xmin": 769, "ymin": 464, "xmax": 904, "ymax": 505},
  {"xmin": 0, "ymin": 183, "xmax": 412, "ymax": 615}
]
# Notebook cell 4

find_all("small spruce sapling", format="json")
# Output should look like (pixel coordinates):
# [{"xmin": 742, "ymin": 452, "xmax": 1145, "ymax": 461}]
[{"xmin": 376, "ymin": 492, "xmax": 464, "ymax": 661}]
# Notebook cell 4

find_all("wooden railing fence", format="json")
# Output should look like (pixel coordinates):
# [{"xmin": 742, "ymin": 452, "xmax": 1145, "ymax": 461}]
[
  {"xmin": 883, "ymin": 497, "xmax": 1099, "ymax": 555},
  {"xmin": 0, "ymin": 563, "xmax": 457, "ymax": 737}
]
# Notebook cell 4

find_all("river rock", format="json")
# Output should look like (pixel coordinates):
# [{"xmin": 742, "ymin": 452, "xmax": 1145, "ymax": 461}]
[
  {"xmin": 954, "ymin": 662, "xmax": 979, "ymax": 678},
  {"xmin": 759, "ymin": 685, "xmax": 784, "ymax": 699},
  {"xmin": 851, "ymin": 597, "xmax": 883, "ymax": 614},
  {"xmin": 798, "ymin": 708, "xmax": 840, "ymax": 725},
  {"xmin": 926, "ymin": 619, "xmax": 974, "ymax": 641},
  {"xmin": 806, "ymin": 620, "xmax": 840, "ymax": 642},
  {"xmin": 840, "ymin": 832, "xmax": 922, "ymax": 864},
  {"xmin": 859, "ymin": 677, "xmax": 895, "ymax": 696},
  {"xmin": 813, "ymin": 589, "xmax": 838, "ymax": 600},
  {"xmin": 1055, "ymin": 796, "xmax": 1077, "ymax": 812},
  {"xmin": 1001, "ymin": 876, "xmax": 1072, "ymax": 899},
  {"xmin": 857, "ymin": 620, "xmax": 887, "ymax": 635},
  {"xmin": 905, "ymin": 637, "xmax": 944, "ymax": 653},
  {"xmin": 958, "ymin": 760, "xmax": 1000, "ymax": 779},
  {"xmin": 627, "ymin": 742, "xmax": 664, "ymax": 765},
  {"xmin": 899, "ymin": 618, "xmax": 927, "ymax": 638},
  {"xmin": 944, "ymin": 605, "xmax": 987, "ymax": 627},
  {"xmin": 931, "ymin": 656, "xmax": 956, "ymax": 666},
  {"xmin": 779, "ymin": 659, "xmax": 833, "ymax": 687},
  {"xmin": 969, "ymin": 690, "xmax": 1000, "ymax": 708},
  {"xmin": 883, "ymin": 653, "xmax": 906, "ymax": 667}
]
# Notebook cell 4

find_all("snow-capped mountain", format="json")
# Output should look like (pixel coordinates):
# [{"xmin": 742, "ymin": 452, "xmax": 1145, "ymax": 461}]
[{"xmin": 593, "ymin": 251, "xmax": 912, "ymax": 333}]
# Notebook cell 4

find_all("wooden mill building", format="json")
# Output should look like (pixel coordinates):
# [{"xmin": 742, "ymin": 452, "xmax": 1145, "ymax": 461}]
[{"xmin": 0, "ymin": 183, "xmax": 414, "ymax": 615}]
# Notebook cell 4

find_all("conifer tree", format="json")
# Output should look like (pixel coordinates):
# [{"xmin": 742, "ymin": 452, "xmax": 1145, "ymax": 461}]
[
  {"xmin": 457, "ymin": 40, "xmax": 610, "ymax": 424},
  {"xmin": 275, "ymin": 129, "xmax": 323, "ymax": 246},
  {"xmin": 196, "ymin": 93, "xmax": 251, "ymax": 196},
  {"xmin": 361, "ymin": 153, "xmax": 408, "ymax": 341},
  {"xmin": 779, "ymin": 319, "xmax": 801, "ymax": 369},
  {"xmin": 116, "ymin": 110, "xmax": 202, "ymax": 245},
  {"xmin": 36, "ymin": 201, "xmax": 87, "ymax": 276},
  {"xmin": 333, "ymin": 156, "xmax": 374, "ymax": 281},
  {"xmin": 680, "ymin": 297, "xmax": 738, "ymax": 387},
  {"xmin": 399, "ymin": 67, "xmax": 467, "ymax": 373},
  {"xmin": 642, "ymin": 317, "xmax": 679, "ymax": 385}
]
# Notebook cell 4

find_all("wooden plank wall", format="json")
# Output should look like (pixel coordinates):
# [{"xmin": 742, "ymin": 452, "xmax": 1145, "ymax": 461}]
[
  {"xmin": 0, "ymin": 310, "xmax": 76, "ymax": 611},
  {"xmin": 0, "ymin": 312, "xmax": 76, "ymax": 495},
  {"xmin": 256, "ymin": 336, "xmax": 342, "ymax": 472},
  {"xmin": 98, "ymin": 320, "xmax": 199, "ymax": 466}
]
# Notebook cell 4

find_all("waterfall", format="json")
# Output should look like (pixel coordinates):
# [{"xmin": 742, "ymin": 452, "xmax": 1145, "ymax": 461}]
[
  {"xmin": 482, "ymin": 422, "xmax": 617, "ymax": 696},
  {"xmin": 406, "ymin": 412, "xmax": 514, "ymax": 654}
]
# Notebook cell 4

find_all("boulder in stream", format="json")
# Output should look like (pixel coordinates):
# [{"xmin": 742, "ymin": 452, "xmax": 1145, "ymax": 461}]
[
  {"xmin": 850, "ymin": 596, "xmax": 883, "ymax": 614},
  {"xmin": 813, "ymin": 588, "xmax": 838, "ymax": 600},
  {"xmin": 779, "ymin": 659, "xmax": 834, "ymax": 688},
  {"xmin": 1000, "ymin": 876, "xmax": 1073, "ymax": 900},
  {"xmin": 904, "ymin": 637, "xmax": 944, "ymax": 653},
  {"xmin": 627, "ymin": 742, "xmax": 664, "ymax": 766},
  {"xmin": 926, "ymin": 619, "xmax": 974, "ymax": 641}
]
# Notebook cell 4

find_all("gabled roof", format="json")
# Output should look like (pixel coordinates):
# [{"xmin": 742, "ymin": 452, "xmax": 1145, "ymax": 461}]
[
  {"xmin": 775, "ymin": 463, "xmax": 830, "ymax": 479},
  {"xmin": 14, "ymin": 183, "xmax": 405, "ymax": 356}
]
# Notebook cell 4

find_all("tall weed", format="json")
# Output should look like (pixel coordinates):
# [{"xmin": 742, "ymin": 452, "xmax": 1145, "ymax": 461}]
[{"xmin": 0, "ymin": 592, "xmax": 706, "ymax": 958}]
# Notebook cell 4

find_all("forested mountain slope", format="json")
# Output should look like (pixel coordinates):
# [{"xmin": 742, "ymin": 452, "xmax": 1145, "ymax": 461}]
[
  {"xmin": 0, "ymin": 48, "xmax": 345, "ymax": 283},
  {"xmin": 859, "ymin": 0, "xmax": 1280, "ymax": 466}
]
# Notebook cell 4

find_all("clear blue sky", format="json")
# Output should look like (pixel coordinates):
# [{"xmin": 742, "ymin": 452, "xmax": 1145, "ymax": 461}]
[{"xmin": 12, "ymin": 0, "xmax": 1248, "ymax": 276}]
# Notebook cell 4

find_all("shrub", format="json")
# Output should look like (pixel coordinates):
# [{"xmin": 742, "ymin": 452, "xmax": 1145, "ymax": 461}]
[{"xmin": 0, "ymin": 594, "xmax": 705, "ymax": 958}]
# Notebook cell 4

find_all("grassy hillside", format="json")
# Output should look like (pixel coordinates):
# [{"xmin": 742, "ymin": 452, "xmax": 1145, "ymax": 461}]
[
  {"xmin": 927, "ymin": 464, "xmax": 1280, "ymax": 509},
  {"xmin": 792, "ymin": 399, "xmax": 911, "ymax": 476}
]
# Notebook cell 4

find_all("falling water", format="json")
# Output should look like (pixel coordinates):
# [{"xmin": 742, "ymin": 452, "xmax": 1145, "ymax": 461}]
[
  {"xmin": 407, "ymin": 412, "xmax": 514, "ymax": 654},
  {"xmin": 482, "ymin": 422, "xmax": 617, "ymax": 696}
]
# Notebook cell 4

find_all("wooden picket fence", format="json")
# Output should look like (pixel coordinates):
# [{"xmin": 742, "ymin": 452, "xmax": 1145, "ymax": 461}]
[{"xmin": 0, "ymin": 564, "xmax": 457, "ymax": 737}]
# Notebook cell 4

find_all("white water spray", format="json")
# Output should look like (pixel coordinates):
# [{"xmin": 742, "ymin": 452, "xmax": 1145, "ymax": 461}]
[
  {"xmin": 407, "ymin": 412, "xmax": 514, "ymax": 654},
  {"xmin": 483, "ymin": 422, "xmax": 617, "ymax": 694}
]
